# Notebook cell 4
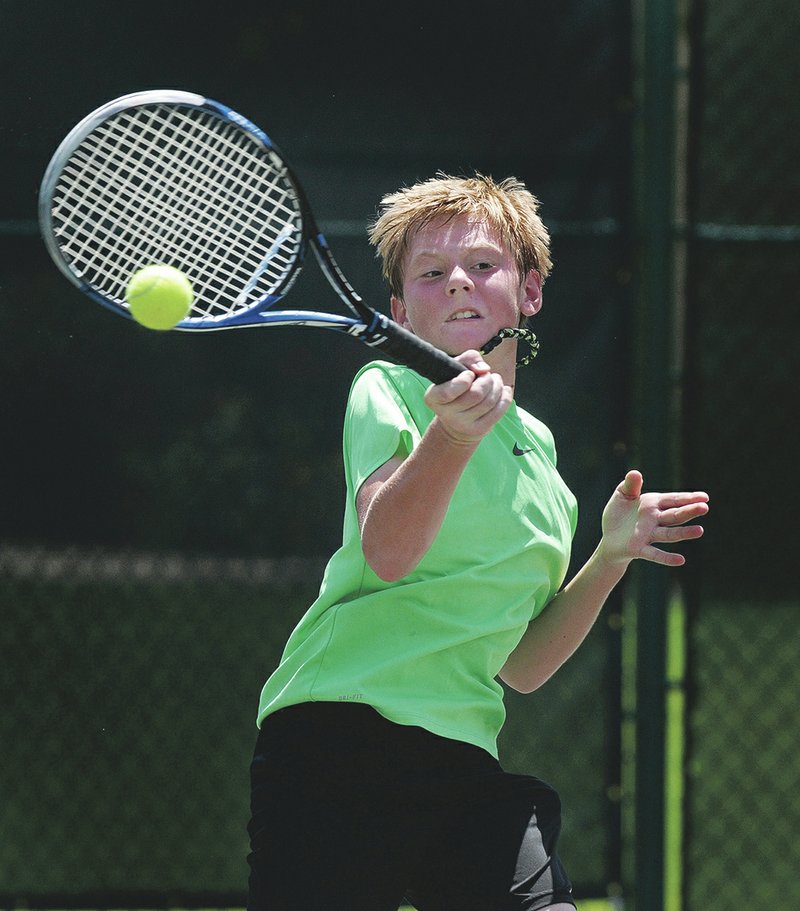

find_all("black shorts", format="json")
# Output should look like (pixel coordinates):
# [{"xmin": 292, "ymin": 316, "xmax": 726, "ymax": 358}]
[{"xmin": 247, "ymin": 702, "xmax": 575, "ymax": 911}]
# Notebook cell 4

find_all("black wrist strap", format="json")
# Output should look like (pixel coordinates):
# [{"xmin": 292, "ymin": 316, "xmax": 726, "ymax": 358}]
[{"xmin": 480, "ymin": 327, "xmax": 540, "ymax": 367}]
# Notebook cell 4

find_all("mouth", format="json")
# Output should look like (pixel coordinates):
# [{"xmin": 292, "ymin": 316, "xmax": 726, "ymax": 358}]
[{"xmin": 445, "ymin": 309, "xmax": 481, "ymax": 322}]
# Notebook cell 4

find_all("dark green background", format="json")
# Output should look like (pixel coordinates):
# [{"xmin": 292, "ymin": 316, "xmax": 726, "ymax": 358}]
[{"xmin": 2, "ymin": 0, "xmax": 798, "ymax": 908}]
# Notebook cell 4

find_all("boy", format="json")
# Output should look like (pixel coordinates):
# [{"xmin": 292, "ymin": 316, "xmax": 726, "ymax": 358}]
[{"xmin": 247, "ymin": 174, "xmax": 709, "ymax": 911}]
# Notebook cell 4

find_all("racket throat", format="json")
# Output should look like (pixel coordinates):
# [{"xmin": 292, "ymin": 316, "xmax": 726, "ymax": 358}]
[{"xmin": 349, "ymin": 311, "xmax": 391, "ymax": 347}]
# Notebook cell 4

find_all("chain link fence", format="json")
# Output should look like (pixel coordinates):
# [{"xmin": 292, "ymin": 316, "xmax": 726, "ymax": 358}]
[
  {"xmin": 0, "ymin": 547, "xmax": 323, "ymax": 903},
  {"xmin": 685, "ymin": 601, "xmax": 800, "ymax": 908},
  {"xmin": 681, "ymin": 0, "xmax": 800, "ymax": 906},
  {"xmin": 0, "ymin": 545, "xmax": 620, "ymax": 906}
]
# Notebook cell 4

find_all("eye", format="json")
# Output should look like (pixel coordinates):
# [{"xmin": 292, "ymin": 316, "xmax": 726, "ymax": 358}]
[
  {"xmin": 421, "ymin": 268, "xmax": 443, "ymax": 278},
  {"xmin": 473, "ymin": 261, "xmax": 494, "ymax": 271}
]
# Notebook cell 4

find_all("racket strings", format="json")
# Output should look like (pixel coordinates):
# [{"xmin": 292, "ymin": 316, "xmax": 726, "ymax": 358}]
[
  {"xmin": 115, "ymin": 108, "xmax": 295, "ymax": 313},
  {"xmin": 77, "ymin": 107, "xmax": 298, "ymax": 315},
  {"xmin": 57, "ymin": 111, "xmax": 235, "ymax": 299},
  {"xmin": 65, "ymin": 106, "xmax": 298, "ymax": 307},
  {"xmin": 62, "ymin": 114, "xmax": 215, "ymax": 294},
  {"xmin": 50, "ymin": 103, "xmax": 304, "ymax": 319}
]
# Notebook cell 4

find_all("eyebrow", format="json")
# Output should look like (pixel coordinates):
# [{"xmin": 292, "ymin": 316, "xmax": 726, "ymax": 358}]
[{"xmin": 409, "ymin": 243, "xmax": 504, "ymax": 263}]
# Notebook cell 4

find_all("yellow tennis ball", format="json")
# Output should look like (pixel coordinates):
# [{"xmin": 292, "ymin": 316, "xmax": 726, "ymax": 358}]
[{"xmin": 125, "ymin": 265, "xmax": 193, "ymax": 330}]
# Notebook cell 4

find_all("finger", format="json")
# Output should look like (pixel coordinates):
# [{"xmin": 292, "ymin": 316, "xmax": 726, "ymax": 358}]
[
  {"xmin": 617, "ymin": 469, "xmax": 643, "ymax": 500},
  {"xmin": 656, "ymin": 491, "xmax": 710, "ymax": 510},
  {"xmin": 659, "ymin": 501, "xmax": 710, "ymax": 526},
  {"xmin": 436, "ymin": 391, "xmax": 513, "ymax": 444},
  {"xmin": 455, "ymin": 372, "xmax": 506, "ymax": 413},
  {"xmin": 447, "ymin": 382, "xmax": 511, "ymax": 434},
  {"xmin": 650, "ymin": 524, "xmax": 705, "ymax": 543},
  {"xmin": 424, "ymin": 369, "xmax": 477, "ymax": 407},
  {"xmin": 640, "ymin": 545, "xmax": 687, "ymax": 567},
  {"xmin": 455, "ymin": 349, "xmax": 492, "ymax": 375},
  {"xmin": 425, "ymin": 352, "xmax": 495, "ymax": 407},
  {"xmin": 430, "ymin": 370, "xmax": 499, "ymax": 414},
  {"xmin": 468, "ymin": 382, "xmax": 514, "ymax": 425}
]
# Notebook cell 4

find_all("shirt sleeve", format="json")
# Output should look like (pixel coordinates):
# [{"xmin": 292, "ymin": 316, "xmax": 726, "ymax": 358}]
[{"xmin": 343, "ymin": 364, "xmax": 422, "ymax": 496}]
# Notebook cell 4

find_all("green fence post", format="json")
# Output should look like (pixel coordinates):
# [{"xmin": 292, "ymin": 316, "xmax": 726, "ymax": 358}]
[{"xmin": 630, "ymin": 0, "xmax": 687, "ymax": 908}]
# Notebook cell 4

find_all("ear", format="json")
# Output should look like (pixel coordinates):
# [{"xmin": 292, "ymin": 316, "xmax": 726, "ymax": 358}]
[
  {"xmin": 520, "ymin": 269, "xmax": 543, "ymax": 316},
  {"xmin": 390, "ymin": 295, "xmax": 410, "ymax": 328}
]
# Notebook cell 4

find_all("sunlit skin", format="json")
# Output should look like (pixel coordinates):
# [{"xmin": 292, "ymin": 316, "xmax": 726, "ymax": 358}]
[
  {"xmin": 387, "ymin": 216, "xmax": 541, "ymax": 448},
  {"xmin": 391, "ymin": 216, "xmax": 542, "ymax": 380}
]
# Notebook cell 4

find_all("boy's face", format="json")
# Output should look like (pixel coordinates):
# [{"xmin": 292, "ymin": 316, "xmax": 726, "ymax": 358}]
[{"xmin": 390, "ymin": 216, "xmax": 541, "ymax": 357}]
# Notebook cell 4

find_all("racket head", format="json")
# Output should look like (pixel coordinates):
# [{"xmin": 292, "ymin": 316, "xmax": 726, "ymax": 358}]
[{"xmin": 39, "ymin": 90, "xmax": 315, "ymax": 330}]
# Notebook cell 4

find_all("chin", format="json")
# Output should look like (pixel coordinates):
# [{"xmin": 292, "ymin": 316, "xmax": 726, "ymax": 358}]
[{"xmin": 443, "ymin": 324, "xmax": 494, "ymax": 354}]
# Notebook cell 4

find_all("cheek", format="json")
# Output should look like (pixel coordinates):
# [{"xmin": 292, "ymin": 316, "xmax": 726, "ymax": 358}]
[
  {"xmin": 400, "ymin": 288, "xmax": 438, "ymax": 323},
  {"xmin": 486, "ymin": 275, "xmax": 522, "ymax": 307}
]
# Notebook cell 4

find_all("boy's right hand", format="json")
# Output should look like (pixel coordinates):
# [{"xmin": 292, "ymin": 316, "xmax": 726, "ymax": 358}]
[{"xmin": 423, "ymin": 349, "xmax": 514, "ymax": 445}]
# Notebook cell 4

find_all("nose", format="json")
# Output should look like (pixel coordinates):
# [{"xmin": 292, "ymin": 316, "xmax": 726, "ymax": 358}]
[{"xmin": 446, "ymin": 265, "xmax": 474, "ymax": 295}]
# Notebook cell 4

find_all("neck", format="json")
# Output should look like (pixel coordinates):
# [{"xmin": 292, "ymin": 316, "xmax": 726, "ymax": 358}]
[{"xmin": 484, "ymin": 341, "xmax": 518, "ymax": 390}]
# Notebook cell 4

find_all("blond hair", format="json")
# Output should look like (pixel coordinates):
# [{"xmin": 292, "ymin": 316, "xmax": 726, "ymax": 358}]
[{"xmin": 368, "ymin": 172, "xmax": 552, "ymax": 298}]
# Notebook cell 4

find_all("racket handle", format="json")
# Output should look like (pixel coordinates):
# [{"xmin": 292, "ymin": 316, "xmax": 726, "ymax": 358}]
[{"xmin": 365, "ymin": 315, "xmax": 465, "ymax": 384}]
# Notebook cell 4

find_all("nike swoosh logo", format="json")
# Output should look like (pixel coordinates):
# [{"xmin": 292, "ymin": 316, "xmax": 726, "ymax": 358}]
[{"xmin": 513, "ymin": 443, "xmax": 534, "ymax": 456}]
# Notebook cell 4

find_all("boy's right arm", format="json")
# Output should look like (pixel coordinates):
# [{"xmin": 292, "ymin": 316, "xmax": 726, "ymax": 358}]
[{"xmin": 356, "ymin": 350, "xmax": 512, "ymax": 582}]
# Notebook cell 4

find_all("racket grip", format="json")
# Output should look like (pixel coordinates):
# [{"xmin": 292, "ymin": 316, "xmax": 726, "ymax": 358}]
[{"xmin": 366, "ymin": 316, "xmax": 465, "ymax": 384}]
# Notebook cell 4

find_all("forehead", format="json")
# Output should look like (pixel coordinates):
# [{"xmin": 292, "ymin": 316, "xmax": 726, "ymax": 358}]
[{"xmin": 406, "ymin": 215, "xmax": 506, "ymax": 260}]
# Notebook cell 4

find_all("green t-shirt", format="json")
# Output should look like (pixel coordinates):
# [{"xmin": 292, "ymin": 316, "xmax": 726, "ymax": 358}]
[{"xmin": 256, "ymin": 361, "xmax": 578, "ymax": 757}]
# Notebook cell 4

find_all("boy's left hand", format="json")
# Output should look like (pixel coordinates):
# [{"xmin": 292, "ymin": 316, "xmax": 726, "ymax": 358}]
[{"xmin": 598, "ymin": 470, "xmax": 709, "ymax": 567}]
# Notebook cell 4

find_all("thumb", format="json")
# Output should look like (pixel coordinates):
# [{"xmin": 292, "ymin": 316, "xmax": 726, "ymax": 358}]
[
  {"xmin": 618, "ymin": 469, "xmax": 644, "ymax": 500},
  {"xmin": 455, "ymin": 349, "xmax": 492, "ymax": 375}
]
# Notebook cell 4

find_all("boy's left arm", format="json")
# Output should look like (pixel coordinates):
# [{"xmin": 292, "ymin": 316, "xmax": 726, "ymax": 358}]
[{"xmin": 499, "ymin": 470, "xmax": 709, "ymax": 694}]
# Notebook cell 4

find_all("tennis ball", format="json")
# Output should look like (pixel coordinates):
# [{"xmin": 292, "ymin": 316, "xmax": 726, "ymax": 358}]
[{"xmin": 125, "ymin": 264, "xmax": 193, "ymax": 330}]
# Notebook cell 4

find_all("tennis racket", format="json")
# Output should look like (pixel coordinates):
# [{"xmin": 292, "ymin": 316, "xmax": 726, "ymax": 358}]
[{"xmin": 38, "ymin": 89, "xmax": 464, "ymax": 384}]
